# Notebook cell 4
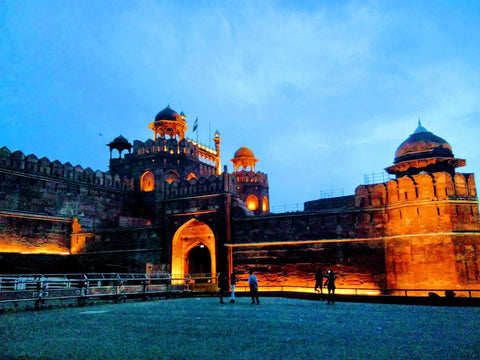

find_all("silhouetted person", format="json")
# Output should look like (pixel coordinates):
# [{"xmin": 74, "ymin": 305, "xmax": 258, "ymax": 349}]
[
  {"xmin": 248, "ymin": 269, "xmax": 260, "ymax": 305},
  {"xmin": 324, "ymin": 270, "xmax": 336, "ymax": 305},
  {"xmin": 230, "ymin": 270, "xmax": 237, "ymax": 303},
  {"xmin": 445, "ymin": 290, "xmax": 456, "ymax": 298},
  {"xmin": 314, "ymin": 267, "xmax": 324, "ymax": 298},
  {"xmin": 219, "ymin": 273, "xmax": 229, "ymax": 304}
]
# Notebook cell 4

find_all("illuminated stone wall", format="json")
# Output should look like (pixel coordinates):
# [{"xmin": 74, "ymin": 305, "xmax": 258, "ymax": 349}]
[
  {"xmin": 0, "ymin": 215, "xmax": 70, "ymax": 254},
  {"xmin": 0, "ymin": 147, "xmax": 134, "ymax": 255},
  {"xmin": 231, "ymin": 170, "xmax": 269, "ymax": 215},
  {"xmin": 230, "ymin": 207, "xmax": 387, "ymax": 289},
  {"xmin": 231, "ymin": 241, "xmax": 386, "ymax": 290},
  {"xmin": 1, "ymin": 144, "xmax": 479, "ymax": 294},
  {"xmin": 355, "ymin": 171, "xmax": 480, "ymax": 290},
  {"xmin": 231, "ymin": 171, "xmax": 480, "ymax": 291}
]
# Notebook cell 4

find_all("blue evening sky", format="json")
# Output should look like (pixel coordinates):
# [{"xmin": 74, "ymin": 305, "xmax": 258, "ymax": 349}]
[{"xmin": 1, "ymin": 1, "xmax": 479, "ymax": 209}]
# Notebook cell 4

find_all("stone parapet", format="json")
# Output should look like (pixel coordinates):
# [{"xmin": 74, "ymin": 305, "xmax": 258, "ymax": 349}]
[{"xmin": 0, "ymin": 146, "xmax": 133, "ymax": 190}]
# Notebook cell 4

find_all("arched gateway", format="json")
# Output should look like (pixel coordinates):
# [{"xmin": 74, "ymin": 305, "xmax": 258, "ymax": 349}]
[{"xmin": 171, "ymin": 219, "xmax": 216, "ymax": 280}]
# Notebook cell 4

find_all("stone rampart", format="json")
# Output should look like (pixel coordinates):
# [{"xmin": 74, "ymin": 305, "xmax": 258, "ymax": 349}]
[
  {"xmin": 354, "ymin": 171, "xmax": 480, "ymax": 290},
  {"xmin": 0, "ymin": 147, "xmax": 133, "ymax": 190},
  {"xmin": 0, "ymin": 147, "xmax": 137, "ymax": 255},
  {"xmin": 231, "ymin": 170, "xmax": 268, "ymax": 186},
  {"xmin": 355, "ymin": 172, "xmax": 477, "ymax": 208},
  {"xmin": 130, "ymin": 138, "xmax": 218, "ymax": 176},
  {"xmin": 162, "ymin": 173, "xmax": 236, "ymax": 199}
]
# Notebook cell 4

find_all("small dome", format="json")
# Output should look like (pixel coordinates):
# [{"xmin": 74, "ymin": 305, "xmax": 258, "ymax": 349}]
[
  {"xmin": 394, "ymin": 123, "xmax": 453, "ymax": 164},
  {"xmin": 112, "ymin": 135, "xmax": 130, "ymax": 144},
  {"xmin": 154, "ymin": 105, "xmax": 179, "ymax": 122},
  {"xmin": 107, "ymin": 134, "xmax": 132, "ymax": 153},
  {"xmin": 234, "ymin": 146, "xmax": 255, "ymax": 159}
]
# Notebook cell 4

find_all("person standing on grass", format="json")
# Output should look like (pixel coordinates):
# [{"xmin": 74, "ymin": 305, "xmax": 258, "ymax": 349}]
[
  {"xmin": 230, "ymin": 270, "xmax": 237, "ymax": 303},
  {"xmin": 314, "ymin": 267, "xmax": 324, "ymax": 298},
  {"xmin": 248, "ymin": 269, "xmax": 260, "ymax": 305},
  {"xmin": 324, "ymin": 270, "xmax": 336, "ymax": 305},
  {"xmin": 219, "ymin": 272, "xmax": 229, "ymax": 304}
]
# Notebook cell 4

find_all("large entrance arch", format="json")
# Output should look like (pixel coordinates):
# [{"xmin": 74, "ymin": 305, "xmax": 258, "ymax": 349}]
[{"xmin": 171, "ymin": 219, "xmax": 216, "ymax": 280}]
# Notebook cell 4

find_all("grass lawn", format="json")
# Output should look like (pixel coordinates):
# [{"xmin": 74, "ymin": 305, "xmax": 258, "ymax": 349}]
[{"xmin": 0, "ymin": 297, "xmax": 479, "ymax": 359}]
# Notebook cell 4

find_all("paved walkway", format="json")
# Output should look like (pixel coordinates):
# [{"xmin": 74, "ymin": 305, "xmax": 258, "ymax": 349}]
[{"xmin": 1, "ymin": 297, "xmax": 479, "ymax": 359}]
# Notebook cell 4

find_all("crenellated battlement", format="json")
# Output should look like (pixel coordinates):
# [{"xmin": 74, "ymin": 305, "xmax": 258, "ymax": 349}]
[
  {"xmin": 355, "ymin": 172, "xmax": 477, "ymax": 208},
  {"xmin": 231, "ymin": 170, "xmax": 268, "ymax": 186},
  {"xmin": 0, "ymin": 146, "xmax": 133, "ymax": 190},
  {"xmin": 128, "ymin": 137, "xmax": 218, "ymax": 170},
  {"xmin": 162, "ymin": 173, "xmax": 236, "ymax": 199}
]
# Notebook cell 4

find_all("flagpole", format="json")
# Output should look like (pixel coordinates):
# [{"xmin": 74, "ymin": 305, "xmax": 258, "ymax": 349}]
[{"xmin": 193, "ymin": 117, "xmax": 199, "ymax": 143}]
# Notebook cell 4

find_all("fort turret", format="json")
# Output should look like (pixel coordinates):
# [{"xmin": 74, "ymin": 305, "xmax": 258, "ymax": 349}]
[{"xmin": 230, "ymin": 146, "xmax": 269, "ymax": 215}]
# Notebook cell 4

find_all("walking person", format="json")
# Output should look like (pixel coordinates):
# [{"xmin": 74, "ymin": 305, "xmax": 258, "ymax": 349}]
[
  {"xmin": 230, "ymin": 270, "xmax": 237, "ymax": 303},
  {"xmin": 314, "ymin": 267, "xmax": 324, "ymax": 300},
  {"xmin": 324, "ymin": 270, "xmax": 336, "ymax": 305},
  {"xmin": 248, "ymin": 269, "xmax": 260, "ymax": 305}
]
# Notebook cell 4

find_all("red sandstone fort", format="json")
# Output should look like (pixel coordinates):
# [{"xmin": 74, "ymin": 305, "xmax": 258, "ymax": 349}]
[{"xmin": 0, "ymin": 106, "xmax": 479, "ymax": 293}]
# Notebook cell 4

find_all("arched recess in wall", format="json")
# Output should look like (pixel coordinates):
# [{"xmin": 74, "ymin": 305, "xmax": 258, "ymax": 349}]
[
  {"xmin": 262, "ymin": 196, "xmax": 269, "ymax": 212},
  {"xmin": 187, "ymin": 173, "xmax": 197, "ymax": 181},
  {"xmin": 165, "ymin": 170, "xmax": 180, "ymax": 183},
  {"xmin": 140, "ymin": 171, "xmax": 154, "ymax": 192},
  {"xmin": 171, "ymin": 219, "xmax": 216, "ymax": 282},
  {"xmin": 246, "ymin": 194, "xmax": 259, "ymax": 211}
]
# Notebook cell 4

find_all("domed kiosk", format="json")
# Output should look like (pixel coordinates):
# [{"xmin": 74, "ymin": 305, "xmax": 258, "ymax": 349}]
[
  {"xmin": 149, "ymin": 105, "xmax": 187, "ymax": 140},
  {"xmin": 385, "ymin": 121, "xmax": 466, "ymax": 177},
  {"xmin": 231, "ymin": 146, "xmax": 258, "ymax": 173},
  {"xmin": 107, "ymin": 135, "xmax": 132, "ymax": 159}
]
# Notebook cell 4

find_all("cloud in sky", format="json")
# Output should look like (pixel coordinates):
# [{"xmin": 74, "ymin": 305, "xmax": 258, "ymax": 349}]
[{"xmin": 1, "ymin": 0, "xmax": 479, "ymax": 207}]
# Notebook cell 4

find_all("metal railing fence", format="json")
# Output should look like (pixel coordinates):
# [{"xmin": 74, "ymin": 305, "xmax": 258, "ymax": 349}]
[{"xmin": 1, "ymin": 273, "xmax": 479, "ymax": 310}]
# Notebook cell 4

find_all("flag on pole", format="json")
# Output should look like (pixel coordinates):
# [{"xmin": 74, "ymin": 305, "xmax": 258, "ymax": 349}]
[{"xmin": 193, "ymin": 117, "xmax": 198, "ymax": 132}]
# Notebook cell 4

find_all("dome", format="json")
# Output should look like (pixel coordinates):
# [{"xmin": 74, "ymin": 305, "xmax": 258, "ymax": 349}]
[
  {"xmin": 393, "ymin": 123, "xmax": 453, "ymax": 164},
  {"xmin": 107, "ymin": 134, "xmax": 132, "ymax": 154},
  {"xmin": 234, "ymin": 146, "xmax": 255, "ymax": 159},
  {"xmin": 154, "ymin": 105, "xmax": 179, "ymax": 122},
  {"xmin": 231, "ymin": 146, "xmax": 258, "ymax": 173},
  {"xmin": 112, "ymin": 135, "xmax": 130, "ymax": 144},
  {"xmin": 385, "ymin": 122, "xmax": 465, "ymax": 177}
]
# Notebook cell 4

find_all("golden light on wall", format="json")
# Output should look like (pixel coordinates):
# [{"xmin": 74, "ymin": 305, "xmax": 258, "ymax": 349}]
[
  {"xmin": 171, "ymin": 219, "xmax": 216, "ymax": 284},
  {"xmin": 140, "ymin": 171, "xmax": 155, "ymax": 192},
  {"xmin": 165, "ymin": 170, "xmax": 180, "ymax": 184},
  {"xmin": 0, "ymin": 242, "xmax": 70, "ymax": 255},
  {"xmin": 187, "ymin": 173, "xmax": 197, "ymax": 180},
  {"xmin": 246, "ymin": 194, "xmax": 259, "ymax": 211},
  {"xmin": 262, "ymin": 196, "xmax": 269, "ymax": 212}
]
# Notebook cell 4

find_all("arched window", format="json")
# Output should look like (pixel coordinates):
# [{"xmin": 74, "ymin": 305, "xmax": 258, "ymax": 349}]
[
  {"xmin": 165, "ymin": 170, "xmax": 180, "ymax": 184},
  {"xmin": 141, "ymin": 171, "xmax": 155, "ymax": 192},
  {"xmin": 262, "ymin": 196, "xmax": 269, "ymax": 212},
  {"xmin": 246, "ymin": 194, "xmax": 259, "ymax": 211}
]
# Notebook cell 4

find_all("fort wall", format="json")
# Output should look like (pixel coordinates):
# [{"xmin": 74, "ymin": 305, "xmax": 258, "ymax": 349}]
[
  {"xmin": 0, "ymin": 147, "xmax": 135, "ymax": 255},
  {"xmin": 1, "ymin": 121, "xmax": 479, "ymax": 294},
  {"xmin": 230, "ymin": 205, "xmax": 386, "ymax": 290},
  {"xmin": 230, "ymin": 171, "xmax": 480, "ymax": 291}
]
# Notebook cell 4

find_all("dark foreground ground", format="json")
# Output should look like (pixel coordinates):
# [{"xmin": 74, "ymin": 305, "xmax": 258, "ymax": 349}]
[{"xmin": 1, "ymin": 297, "xmax": 479, "ymax": 360}]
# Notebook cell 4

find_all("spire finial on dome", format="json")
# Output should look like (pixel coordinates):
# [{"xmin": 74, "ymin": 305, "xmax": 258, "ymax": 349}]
[{"xmin": 414, "ymin": 119, "xmax": 428, "ymax": 134}]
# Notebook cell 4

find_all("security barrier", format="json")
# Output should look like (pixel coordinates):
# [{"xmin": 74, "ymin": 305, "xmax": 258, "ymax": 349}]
[
  {"xmin": 0, "ymin": 273, "xmax": 174, "ymax": 310},
  {"xmin": 2, "ymin": 273, "xmax": 478, "ymax": 311}
]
